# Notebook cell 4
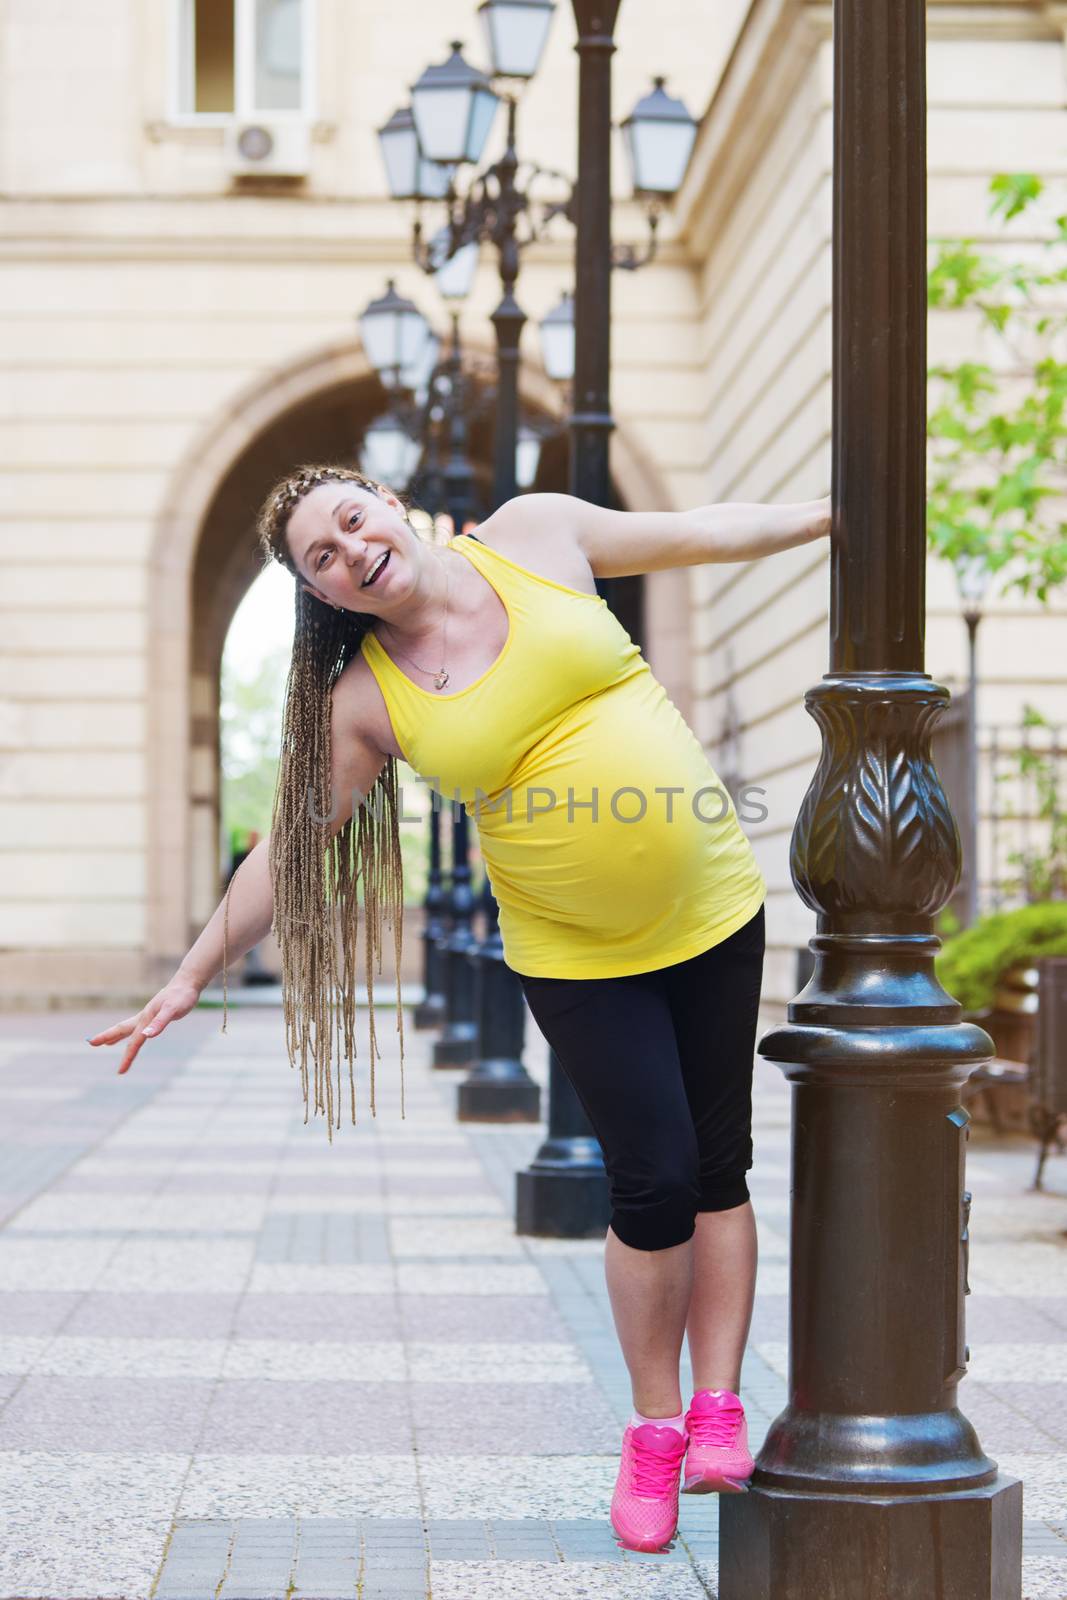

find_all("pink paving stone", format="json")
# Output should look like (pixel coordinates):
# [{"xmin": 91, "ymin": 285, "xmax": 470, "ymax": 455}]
[
  {"xmin": 0, "ymin": 1375, "xmax": 215, "ymax": 1450},
  {"xmin": 961, "ymin": 1386, "xmax": 1062, "ymax": 1453},
  {"xmin": 747, "ymin": 1295, "xmax": 788, "ymax": 1341},
  {"xmin": 157, "ymin": 1174, "xmax": 278, "ymax": 1194},
  {"xmin": 990, "ymin": 1383, "xmax": 1067, "ymax": 1436},
  {"xmin": 232, "ymin": 1294, "xmax": 402, "ymax": 1341},
  {"xmin": 408, "ymin": 1380, "xmax": 620, "ymax": 1454},
  {"xmin": 269, "ymin": 1175, "xmax": 389, "ymax": 1197},
  {"xmin": 51, "ymin": 1174, "xmax": 168, "ymax": 1195},
  {"xmin": 364, "ymin": 1176, "xmax": 498, "ymax": 1198},
  {"xmin": 197, "ymin": 1379, "xmax": 414, "ymax": 1453},
  {"xmin": 396, "ymin": 1296, "xmax": 574, "ymax": 1342},
  {"xmin": 0, "ymin": 1292, "xmax": 83, "ymax": 1334},
  {"xmin": 64, "ymin": 1291, "xmax": 241, "ymax": 1338},
  {"xmin": 967, "ymin": 1295, "xmax": 1067, "ymax": 1342}
]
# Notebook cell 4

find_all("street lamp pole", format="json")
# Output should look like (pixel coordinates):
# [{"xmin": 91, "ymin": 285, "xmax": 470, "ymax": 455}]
[
  {"xmin": 457, "ymin": 106, "xmax": 542, "ymax": 1121},
  {"xmin": 720, "ymin": 2, "xmax": 1023, "ymax": 1593},
  {"xmin": 965, "ymin": 604, "xmax": 981, "ymax": 925},
  {"xmin": 956, "ymin": 555, "xmax": 991, "ymax": 929},
  {"xmin": 568, "ymin": 0, "xmax": 619, "ymax": 526},
  {"xmin": 515, "ymin": 0, "xmax": 622, "ymax": 1238}
]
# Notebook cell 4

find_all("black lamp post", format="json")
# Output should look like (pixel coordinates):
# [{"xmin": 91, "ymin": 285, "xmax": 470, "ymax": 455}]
[
  {"xmin": 719, "ymin": 1, "xmax": 1022, "ymax": 1592},
  {"xmin": 515, "ymin": 2, "xmax": 698, "ymax": 1236},
  {"xmin": 956, "ymin": 555, "xmax": 992, "ymax": 929},
  {"xmin": 377, "ymin": 11, "xmax": 695, "ymax": 1159},
  {"xmin": 515, "ymin": 0, "xmax": 622, "ymax": 1236}
]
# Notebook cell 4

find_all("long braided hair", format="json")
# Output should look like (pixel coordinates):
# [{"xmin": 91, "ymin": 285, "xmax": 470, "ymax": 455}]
[{"xmin": 223, "ymin": 463, "xmax": 414, "ymax": 1138}]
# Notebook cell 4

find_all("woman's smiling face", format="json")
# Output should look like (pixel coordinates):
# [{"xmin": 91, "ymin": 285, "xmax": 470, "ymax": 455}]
[{"xmin": 286, "ymin": 481, "xmax": 422, "ymax": 615}]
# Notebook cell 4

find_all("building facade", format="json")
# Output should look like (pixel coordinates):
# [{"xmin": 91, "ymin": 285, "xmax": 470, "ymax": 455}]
[{"xmin": 1, "ymin": 0, "xmax": 1065, "ymax": 1015}]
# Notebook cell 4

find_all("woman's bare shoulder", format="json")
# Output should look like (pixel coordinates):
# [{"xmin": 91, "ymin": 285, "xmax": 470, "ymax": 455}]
[{"xmin": 472, "ymin": 494, "xmax": 597, "ymax": 595}]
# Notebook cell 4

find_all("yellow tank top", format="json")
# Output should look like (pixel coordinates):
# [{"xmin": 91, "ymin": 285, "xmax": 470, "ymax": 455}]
[{"xmin": 360, "ymin": 532, "xmax": 766, "ymax": 979}]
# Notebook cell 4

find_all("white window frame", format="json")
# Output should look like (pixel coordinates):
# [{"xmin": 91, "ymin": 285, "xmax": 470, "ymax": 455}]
[{"xmin": 168, "ymin": 0, "xmax": 317, "ymax": 123}]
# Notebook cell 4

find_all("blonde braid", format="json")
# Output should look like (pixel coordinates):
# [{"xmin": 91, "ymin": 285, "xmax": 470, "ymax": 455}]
[{"xmin": 225, "ymin": 463, "xmax": 410, "ymax": 1137}]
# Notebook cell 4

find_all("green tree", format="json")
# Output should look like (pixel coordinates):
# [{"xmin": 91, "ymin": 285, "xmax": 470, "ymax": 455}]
[
  {"xmin": 927, "ymin": 171, "xmax": 1067, "ymax": 601},
  {"xmin": 220, "ymin": 645, "xmax": 289, "ymax": 853}
]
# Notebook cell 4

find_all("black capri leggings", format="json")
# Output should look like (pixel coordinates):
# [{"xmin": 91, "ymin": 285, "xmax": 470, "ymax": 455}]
[{"xmin": 517, "ymin": 903, "xmax": 766, "ymax": 1253}]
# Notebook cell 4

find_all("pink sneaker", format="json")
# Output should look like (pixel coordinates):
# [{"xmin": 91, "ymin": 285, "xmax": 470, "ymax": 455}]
[
  {"xmin": 681, "ymin": 1388, "xmax": 753, "ymax": 1493},
  {"xmin": 610, "ymin": 1421, "xmax": 689, "ymax": 1552}
]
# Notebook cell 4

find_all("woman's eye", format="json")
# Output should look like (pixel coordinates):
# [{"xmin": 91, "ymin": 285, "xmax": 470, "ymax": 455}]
[
  {"xmin": 347, "ymin": 512, "xmax": 361, "ymax": 529},
  {"xmin": 316, "ymin": 549, "xmax": 331, "ymax": 569}
]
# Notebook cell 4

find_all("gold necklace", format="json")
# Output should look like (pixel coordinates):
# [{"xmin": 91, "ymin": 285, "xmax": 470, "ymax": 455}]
[{"xmin": 379, "ymin": 550, "xmax": 451, "ymax": 691}]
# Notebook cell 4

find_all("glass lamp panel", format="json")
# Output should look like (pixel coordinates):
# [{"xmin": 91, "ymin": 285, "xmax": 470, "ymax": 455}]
[
  {"xmin": 416, "ymin": 156, "xmax": 454, "ymax": 200},
  {"xmin": 539, "ymin": 293, "xmax": 575, "ymax": 382},
  {"xmin": 361, "ymin": 418, "xmax": 421, "ymax": 488},
  {"xmin": 626, "ymin": 117, "xmax": 697, "ymax": 195},
  {"xmin": 378, "ymin": 108, "xmax": 420, "ymax": 198},
  {"xmin": 435, "ymin": 237, "xmax": 479, "ymax": 302},
  {"xmin": 479, "ymin": 0, "xmax": 555, "ymax": 80},
  {"xmin": 955, "ymin": 555, "xmax": 991, "ymax": 606},
  {"xmin": 465, "ymin": 85, "xmax": 500, "ymax": 162},
  {"xmin": 412, "ymin": 84, "xmax": 473, "ymax": 164},
  {"xmin": 516, "ymin": 425, "xmax": 542, "ymax": 489},
  {"xmin": 403, "ymin": 329, "xmax": 441, "ymax": 393},
  {"xmin": 359, "ymin": 283, "xmax": 429, "ymax": 382}
]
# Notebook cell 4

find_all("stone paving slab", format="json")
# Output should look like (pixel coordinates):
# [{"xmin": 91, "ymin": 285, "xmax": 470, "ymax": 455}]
[{"xmin": 0, "ymin": 1006, "xmax": 1064, "ymax": 1598}]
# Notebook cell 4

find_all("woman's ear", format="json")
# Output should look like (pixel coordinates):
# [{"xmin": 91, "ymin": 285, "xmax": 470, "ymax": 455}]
[{"xmin": 300, "ymin": 580, "xmax": 331, "ymax": 608}]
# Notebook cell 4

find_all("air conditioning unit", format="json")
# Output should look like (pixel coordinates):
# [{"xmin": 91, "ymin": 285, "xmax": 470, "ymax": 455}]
[{"xmin": 225, "ymin": 121, "xmax": 311, "ymax": 178}]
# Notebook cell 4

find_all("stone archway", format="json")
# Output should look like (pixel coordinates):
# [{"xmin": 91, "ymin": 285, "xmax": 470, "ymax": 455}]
[{"xmin": 145, "ymin": 337, "xmax": 669, "ymax": 980}]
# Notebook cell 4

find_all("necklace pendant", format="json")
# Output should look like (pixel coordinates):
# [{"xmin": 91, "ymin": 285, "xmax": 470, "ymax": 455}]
[{"xmin": 433, "ymin": 669, "xmax": 450, "ymax": 690}]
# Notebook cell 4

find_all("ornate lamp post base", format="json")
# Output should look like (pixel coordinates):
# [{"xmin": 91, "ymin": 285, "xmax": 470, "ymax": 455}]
[
  {"xmin": 515, "ymin": 1057, "xmax": 611, "ymax": 1235},
  {"xmin": 460, "ymin": 928, "xmax": 543, "ymax": 1126},
  {"xmin": 720, "ymin": 671, "xmax": 1024, "ymax": 1594},
  {"xmin": 515, "ymin": 1138, "xmax": 611, "ymax": 1236},
  {"xmin": 458, "ymin": 1062, "xmax": 540, "ymax": 1122},
  {"xmin": 413, "ymin": 992, "xmax": 447, "ymax": 1030},
  {"xmin": 432, "ymin": 1019, "xmax": 479, "ymax": 1069},
  {"xmin": 721, "ymin": 1477, "xmax": 1022, "ymax": 1600},
  {"xmin": 431, "ymin": 930, "xmax": 480, "ymax": 1068},
  {"xmin": 457, "ymin": 916, "xmax": 540, "ymax": 1122}
]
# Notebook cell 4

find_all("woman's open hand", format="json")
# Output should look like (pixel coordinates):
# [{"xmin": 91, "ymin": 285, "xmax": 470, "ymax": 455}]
[{"xmin": 87, "ymin": 973, "xmax": 204, "ymax": 1075}]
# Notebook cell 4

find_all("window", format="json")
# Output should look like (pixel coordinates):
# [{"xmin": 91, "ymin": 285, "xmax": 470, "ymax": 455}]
[{"xmin": 174, "ymin": 0, "xmax": 312, "ymax": 118}]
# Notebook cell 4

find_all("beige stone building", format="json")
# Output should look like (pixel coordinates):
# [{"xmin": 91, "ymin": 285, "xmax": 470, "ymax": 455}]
[{"xmin": 1, "ymin": 0, "xmax": 1065, "ymax": 1016}]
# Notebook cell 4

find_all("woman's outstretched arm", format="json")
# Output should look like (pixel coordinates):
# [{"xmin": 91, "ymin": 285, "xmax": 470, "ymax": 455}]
[
  {"xmin": 481, "ymin": 490, "xmax": 832, "ymax": 578},
  {"xmin": 89, "ymin": 667, "xmax": 386, "ymax": 1075}
]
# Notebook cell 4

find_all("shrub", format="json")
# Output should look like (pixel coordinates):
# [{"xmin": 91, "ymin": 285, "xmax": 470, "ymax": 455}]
[{"xmin": 936, "ymin": 901, "xmax": 1067, "ymax": 1012}]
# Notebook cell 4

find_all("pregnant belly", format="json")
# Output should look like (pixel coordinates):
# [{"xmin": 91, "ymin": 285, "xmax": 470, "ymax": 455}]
[{"xmin": 471, "ymin": 682, "xmax": 743, "ymax": 941}]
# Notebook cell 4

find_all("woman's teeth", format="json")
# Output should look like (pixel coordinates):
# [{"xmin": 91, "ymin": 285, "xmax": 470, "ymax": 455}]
[{"xmin": 361, "ymin": 551, "xmax": 390, "ymax": 587}]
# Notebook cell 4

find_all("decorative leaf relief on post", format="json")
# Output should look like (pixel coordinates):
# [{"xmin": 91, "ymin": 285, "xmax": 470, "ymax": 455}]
[{"xmin": 791, "ymin": 677, "xmax": 962, "ymax": 917}]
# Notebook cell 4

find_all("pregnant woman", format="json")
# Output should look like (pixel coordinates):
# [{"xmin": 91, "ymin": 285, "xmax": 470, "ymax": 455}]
[{"xmin": 91, "ymin": 467, "xmax": 830, "ymax": 1553}]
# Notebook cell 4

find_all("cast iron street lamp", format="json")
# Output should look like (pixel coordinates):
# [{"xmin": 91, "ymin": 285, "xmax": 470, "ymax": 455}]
[
  {"xmin": 956, "ymin": 555, "xmax": 993, "ymax": 929},
  {"xmin": 377, "ymin": 6, "xmax": 695, "ymax": 1157},
  {"xmin": 517, "ymin": 0, "xmax": 628, "ymax": 1238},
  {"xmin": 538, "ymin": 290, "xmax": 575, "ymax": 385},
  {"xmin": 719, "ymin": 2, "xmax": 1023, "ymax": 1594}
]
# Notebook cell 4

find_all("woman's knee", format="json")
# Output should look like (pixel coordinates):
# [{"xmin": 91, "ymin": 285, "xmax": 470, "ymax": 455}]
[{"xmin": 609, "ymin": 1163, "xmax": 702, "ymax": 1252}]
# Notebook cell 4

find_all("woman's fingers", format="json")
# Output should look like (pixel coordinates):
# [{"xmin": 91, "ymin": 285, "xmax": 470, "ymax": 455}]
[
  {"xmin": 142, "ymin": 1007, "xmax": 173, "ymax": 1039},
  {"xmin": 87, "ymin": 1017, "xmax": 138, "ymax": 1047},
  {"xmin": 117, "ymin": 1022, "xmax": 155, "ymax": 1075}
]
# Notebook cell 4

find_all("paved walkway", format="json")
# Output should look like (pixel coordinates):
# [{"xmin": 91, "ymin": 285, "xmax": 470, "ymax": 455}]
[{"xmin": 0, "ymin": 1003, "xmax": 1065, "ymax": 1599}]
